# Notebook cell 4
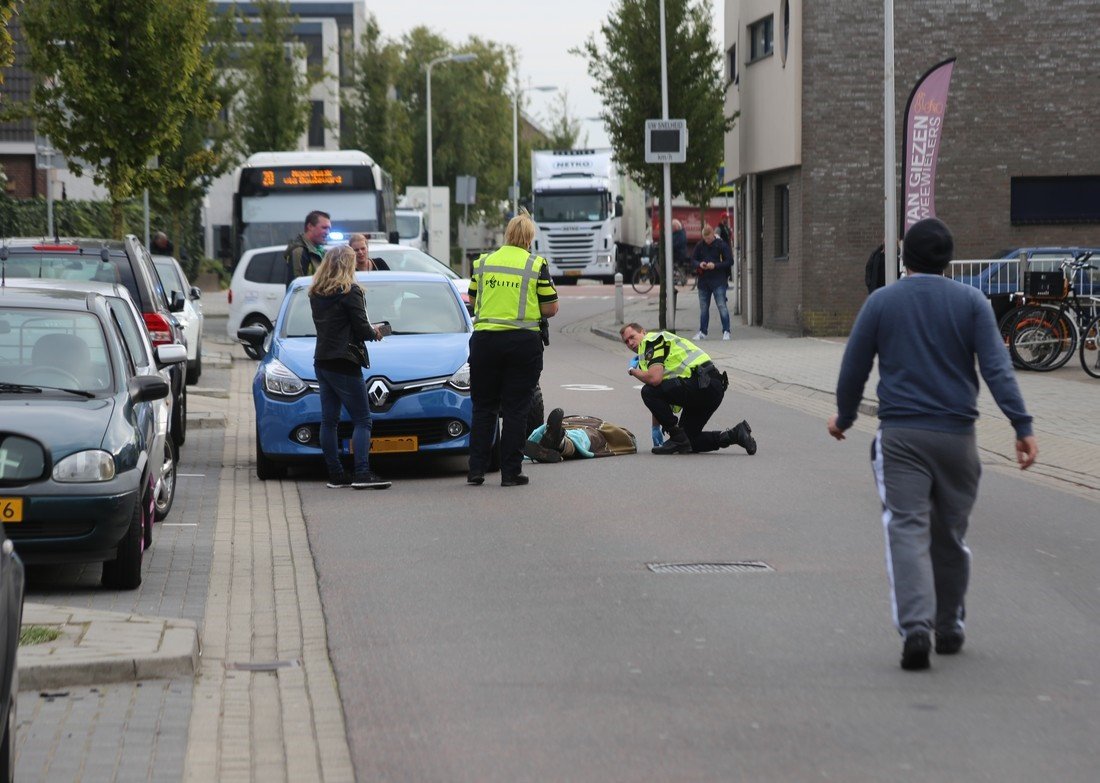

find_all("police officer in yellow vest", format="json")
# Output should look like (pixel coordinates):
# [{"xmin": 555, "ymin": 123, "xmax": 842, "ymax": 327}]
[
  {"xmin": 619, "ymin": 322, "xmax": 757, "ymax": 455},
  {"xmin": 467, "ymin": 212, "xmax": 559, "ymax": 486}
]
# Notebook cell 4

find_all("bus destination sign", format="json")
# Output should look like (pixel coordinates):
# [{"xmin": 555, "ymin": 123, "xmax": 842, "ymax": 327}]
[{"xmin": 256, "ymin": 167, "xmax": 355, "ymax": 190}]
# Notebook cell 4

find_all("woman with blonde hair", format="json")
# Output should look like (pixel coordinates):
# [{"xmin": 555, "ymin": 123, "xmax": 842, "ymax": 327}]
[{"xmin": 309, "ymin": 245, "xmax": 390, "ymax": 489}]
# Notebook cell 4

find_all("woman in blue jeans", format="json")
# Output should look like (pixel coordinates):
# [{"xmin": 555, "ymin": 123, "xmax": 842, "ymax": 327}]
[
  {"xmin": 691, "ymin": 225, "xmax": 734, "ymax": 340},
  {"xmin": 309, "ymin": 245, "xmax": 391, "ymax": 489}
]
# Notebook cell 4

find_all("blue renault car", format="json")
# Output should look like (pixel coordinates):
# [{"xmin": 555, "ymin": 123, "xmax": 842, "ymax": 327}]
[{"xmin": 244, "ymin": 272, "xmax": 475, "ymax": 479}]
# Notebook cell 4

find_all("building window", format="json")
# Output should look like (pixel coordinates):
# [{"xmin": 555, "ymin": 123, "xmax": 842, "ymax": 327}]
[
  {"xmin": 775, "ymin": 184, "xmax": 789, "ymax": 259},
  {"xmin": 727, "ymin": 44, "xmax": 738, "ymax": 85},
  {"xmin": 1011, "ymin": 176, "xmax": 1100, "ymax": 224},
  {"xmin": 749, "ymin": 15, "xmax": 774, "ymax": 62},
  {"xmin": 309, "ymin": 101, "xmax": 325, "ymax": 148},
  {"xmin": 782, "ymin": 1, "xmax": 791, "ymax": 64}
]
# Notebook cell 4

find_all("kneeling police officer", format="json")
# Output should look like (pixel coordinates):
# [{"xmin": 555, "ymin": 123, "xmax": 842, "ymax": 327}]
[{"xmin": 620, "ymin": 322, "xmax": 756, "ymax": 455}]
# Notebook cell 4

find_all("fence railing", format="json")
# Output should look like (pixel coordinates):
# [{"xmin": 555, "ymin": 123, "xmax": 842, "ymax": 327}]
[{"xmin": 937, "ymin": 256, "xmax": 1099, "ymax": 299}]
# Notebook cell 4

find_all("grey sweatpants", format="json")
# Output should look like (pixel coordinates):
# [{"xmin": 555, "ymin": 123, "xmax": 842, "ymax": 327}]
[{"xmin": 871, "ymin": 427, "xmax": 981, "ymax": 638}]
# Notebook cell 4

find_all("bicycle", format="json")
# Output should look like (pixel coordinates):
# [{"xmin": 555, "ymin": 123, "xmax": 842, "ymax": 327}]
[
  {"xmin": 1004, "ymin": 253, "xmax": 1099, "ymax": 372},
  {"xmin": 630, "ymin": 257, "xmax": 695, "ymax": 294},
  {"xmin": 1078, "ymin": 310, "xmax": 1100, "ymax": 378}
]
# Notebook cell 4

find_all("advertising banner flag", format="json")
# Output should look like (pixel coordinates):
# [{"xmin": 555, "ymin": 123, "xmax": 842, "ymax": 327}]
[{"xmin": 902, "ymin": 58, "xmax": 956, "ymax": 234}]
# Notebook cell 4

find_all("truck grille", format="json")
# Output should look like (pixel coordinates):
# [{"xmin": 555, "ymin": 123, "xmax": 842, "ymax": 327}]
[{"xmin": 546, "ymin": 229, "xmax": 597, "ymax": 266}]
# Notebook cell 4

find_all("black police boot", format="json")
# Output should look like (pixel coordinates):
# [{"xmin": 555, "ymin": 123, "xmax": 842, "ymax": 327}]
[
  {"xmin": 719, "ymin": 420, "xmax": 757, "ymax": 455},
  {"xmin": 651, "ymin": 427, "xmax": 692, "ymax": 454},
  {"xmin": 544, "ymin": 407, "xmax": 565, "ymax": 449}
]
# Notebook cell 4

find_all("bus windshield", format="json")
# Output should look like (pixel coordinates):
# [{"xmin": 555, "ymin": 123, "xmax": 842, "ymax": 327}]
[
  {"xmin": 240, "ymin": 191, "xmax": 381, "ymax": 250},
  {"xmin": 533, "ymin": 192, "xmax": 608, "ymax": 223}
]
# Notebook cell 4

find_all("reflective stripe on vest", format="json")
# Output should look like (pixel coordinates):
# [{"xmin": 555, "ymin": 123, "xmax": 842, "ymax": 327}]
[
  {"xmin": 471, "ymin": 251, "xmax": 542, "ymax": 329},
  {"xmin": 647, "ymin": 332, "xmax": 707, "ymax": 380}
]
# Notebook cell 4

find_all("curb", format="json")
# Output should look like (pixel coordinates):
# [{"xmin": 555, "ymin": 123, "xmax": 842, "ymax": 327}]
[{"xmin": 18, "ymin": 603, "xmax": 201, "ymax": 691}]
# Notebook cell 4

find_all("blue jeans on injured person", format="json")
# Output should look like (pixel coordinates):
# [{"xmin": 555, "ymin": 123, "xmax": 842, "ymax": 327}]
[
  {"xmin": 698, "ymin": 283, "xmax": 730, "ymax": 335},
  {"xmin": 315, "ymin": 365, "xmax": 372, "ymax": 477}
]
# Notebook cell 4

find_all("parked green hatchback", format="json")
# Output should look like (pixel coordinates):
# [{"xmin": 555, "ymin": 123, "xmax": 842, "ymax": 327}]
[{"xmin": 0, "ymin": 285, "xmax": 182, "ymax": 589}]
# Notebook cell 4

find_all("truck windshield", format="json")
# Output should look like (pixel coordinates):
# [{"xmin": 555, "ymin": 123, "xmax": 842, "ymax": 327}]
[{"xmin": 533, "ymin": 192, "xmax": 607, "ymax": 223}]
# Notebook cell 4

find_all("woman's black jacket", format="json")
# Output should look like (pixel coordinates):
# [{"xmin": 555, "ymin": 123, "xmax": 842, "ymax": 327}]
[{"xmin": 310, "ymin": 284, "xmax": 377, "ymax": 367}]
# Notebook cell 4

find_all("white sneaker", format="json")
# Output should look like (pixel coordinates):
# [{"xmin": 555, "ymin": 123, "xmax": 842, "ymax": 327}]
[
  {"xmin": 722, "ymin": 331, "xmax": 731, "ymax": 341},
  {"xmin": 693, "ymin": 331, "xmax": 707, "ymax": 340}
]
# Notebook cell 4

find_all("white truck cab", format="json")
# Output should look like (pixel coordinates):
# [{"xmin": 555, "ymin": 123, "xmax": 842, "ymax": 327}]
[{"xmin": 395, "ymin": 208, "xmax": 428, "ymax": 251}]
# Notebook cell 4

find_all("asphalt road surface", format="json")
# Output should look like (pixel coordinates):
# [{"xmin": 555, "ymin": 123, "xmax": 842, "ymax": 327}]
[{"xmin": 303, "ymin": 289, "xmax": 1100, "ymax": 782}]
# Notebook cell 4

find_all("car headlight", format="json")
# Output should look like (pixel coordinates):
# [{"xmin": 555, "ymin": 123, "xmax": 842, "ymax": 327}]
[
  {"xmin": 53, "ymin": 450, "xmax": 116, "ymax": 483},
  {"xmin": 596, "ymin": 252, "xmax": 613, "ymax": 265},
  {"xmin": 263, "ymin": 359, "xmax": 309, "ymax": 397},
  {"xmin": 448, "ymin": 362, "xmax": 471, "ymax": 391}
]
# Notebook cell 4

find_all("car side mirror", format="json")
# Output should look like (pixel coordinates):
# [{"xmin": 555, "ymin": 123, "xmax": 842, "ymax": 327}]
[
  {"xmin": 155, "ymin": 343, "xmax": 187, "ymax": 367},
  {"xmin": 614, "ymin": 202, "xmax": 623, "ymax": 218},
  {"xmin": 189, "ymin": 286, "xmax": 202, "ymax": 301},
  {"xmin": 169, "ymin": 291, "xmax": 186, "ymax": 312},
  {"xmin": 388, "ymin": 230, "xmax": 400, "ymax": 245},
  {"xmin": 129, "ymin": 375, "xmax": 170, "ymax": 403},
  {"xmin": 237, "ymin": 325, "xmax": 269, "ymax": 356}
]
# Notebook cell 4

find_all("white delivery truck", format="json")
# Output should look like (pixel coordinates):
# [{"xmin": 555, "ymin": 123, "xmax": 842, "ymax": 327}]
[{"xmin": 530, "ymin": 149, "xmax": 648, "ymax": 283}]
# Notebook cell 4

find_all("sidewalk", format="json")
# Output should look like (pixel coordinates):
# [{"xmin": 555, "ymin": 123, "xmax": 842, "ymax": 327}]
[{"xmin": 590, "ymin": 290, "xmax": 1100, "ymax": 501}]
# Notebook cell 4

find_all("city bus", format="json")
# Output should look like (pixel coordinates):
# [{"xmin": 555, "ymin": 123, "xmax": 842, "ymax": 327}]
[{"xmin": 231, "ymin": 149, "xmax": 397, "ymax": 262}]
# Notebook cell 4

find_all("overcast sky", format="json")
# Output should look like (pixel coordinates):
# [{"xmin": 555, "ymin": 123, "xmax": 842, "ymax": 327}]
[{"xmin": 367, "ymin": 1, "xmax": 724, "ymax": 149}]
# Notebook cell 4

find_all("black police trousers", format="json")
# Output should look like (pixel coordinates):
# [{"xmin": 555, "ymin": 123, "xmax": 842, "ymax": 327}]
[
  {"xmin": 641, "ymin": 374, "xmax": 726, "ymax": 452},
  {"xmin": 468, "ymin": 329, "xmax": 544, "ymax": 478}
]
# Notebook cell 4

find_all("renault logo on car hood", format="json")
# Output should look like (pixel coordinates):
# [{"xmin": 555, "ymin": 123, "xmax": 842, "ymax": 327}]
[{"xmin": 367, "ymin": 378, "xmax": 390, "ymax": 406}]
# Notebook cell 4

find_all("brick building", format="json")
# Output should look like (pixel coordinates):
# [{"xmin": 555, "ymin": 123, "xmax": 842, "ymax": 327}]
[{"xmin": 724, "ymin": 0, "xmax": 1100, "ymax": 335}]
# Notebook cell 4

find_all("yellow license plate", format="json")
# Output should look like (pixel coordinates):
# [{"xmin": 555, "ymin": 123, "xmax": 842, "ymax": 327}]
[
  {"xmin": 0, "ymin": 497, "xmax": 24, "ymax": 524},
  {"xmin": 565, "ymin": 269, "xmax": 582, "ymax": 276},
  {"xmin": 370, "ymin": 436, "xmax": 418, "ymax": 454}
]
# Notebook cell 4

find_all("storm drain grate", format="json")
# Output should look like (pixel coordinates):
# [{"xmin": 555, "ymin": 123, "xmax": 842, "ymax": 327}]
[
  {"xmin": 225, "ymin": 659, "xmax": 302, "ymax": 672},
  {"xmin": 647, "ymin": 561, "xmax": 774, "ymax": 574}
]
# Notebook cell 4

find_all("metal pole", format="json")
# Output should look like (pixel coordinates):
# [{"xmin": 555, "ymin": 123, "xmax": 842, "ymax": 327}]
[
  {"xmin": 426, "ymin": 61, "xmax": 434, "ymax": 259},
  {"xmin": 143, "ymin": 188, "xmax": 150, "ymax": 249},
  {"xmin": 884, "ymin": 0, "xmax": 898, "ymax": 284},
  {"xmin": 462, "ymin": 197, "xmax": 469, "ymax": 271},
  {"xmin": 46, "ymin": 166, "xmax": 54, "ymax": 238},
  {"xmin": 512, "ymin": 89, "xmax": 519, "ymax": 217},
  {"xmin": 659, "ymin": 0, "xmax": 675, "ymax": 332}
]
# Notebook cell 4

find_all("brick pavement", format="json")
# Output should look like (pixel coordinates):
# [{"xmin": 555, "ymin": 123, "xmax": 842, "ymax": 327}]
[{"xmin": 182, "ymin": 360, "xmax": 354, "ymax": 783}]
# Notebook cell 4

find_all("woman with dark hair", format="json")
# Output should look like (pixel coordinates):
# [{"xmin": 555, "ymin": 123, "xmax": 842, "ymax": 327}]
[{"xmin": 309, "ymin": 245, "xmax": 390, "ymax": 489}]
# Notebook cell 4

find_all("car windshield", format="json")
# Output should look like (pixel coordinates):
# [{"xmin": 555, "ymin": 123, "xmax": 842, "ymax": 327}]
[
  {"xmin": 282, "ymin": 281, "xmax": 469, "ymax": 337},
  {"xmin": 395, "ymin": 213, "xmax": 421, "ymax": 239},
  {"xmin": 0, "ymin": 307, "xmax": 113, "ymax": 393},
  {"xmin": 369, "ymin": 248, "xmax": 459, "ymax": 279},
  {"xmin": 533, "ymin": 191, "xmax": 608, "ymax": 223}
]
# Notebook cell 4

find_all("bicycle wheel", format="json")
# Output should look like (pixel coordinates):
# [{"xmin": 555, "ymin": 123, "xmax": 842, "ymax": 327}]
[
  {"xmin": 1079, "ymin": 313, "xmax": 1100, "ymax": 378},
  {"xmin": 1008, "ymin": 305, "xmax": 1076, "ymax": 371},
  {"xmin": 631, "ymin": 265, "xmax": 656, "ymax": 294}
]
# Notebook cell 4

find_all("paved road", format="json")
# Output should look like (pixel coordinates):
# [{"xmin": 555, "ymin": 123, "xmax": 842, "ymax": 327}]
[{"xmin": 306, "ymin": 290, "xmax": 1100, "ymax": 782}]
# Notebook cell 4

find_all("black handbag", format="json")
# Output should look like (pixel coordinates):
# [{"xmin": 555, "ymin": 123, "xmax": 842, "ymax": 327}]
[{"xmin": 347, "ymin": 341, "xmax": 369, "ymax": 368}]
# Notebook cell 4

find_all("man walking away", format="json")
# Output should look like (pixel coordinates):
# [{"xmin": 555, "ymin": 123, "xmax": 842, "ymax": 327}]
[
  {"xmin": 827, "ymin": 217, "xmax": 1038, "ymax": 672},
  {"xmin": 284, "ymin": 210, "xmax": 331, "ymax": 288}
]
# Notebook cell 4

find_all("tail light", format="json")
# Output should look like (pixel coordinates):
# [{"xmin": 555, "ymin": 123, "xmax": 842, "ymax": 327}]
[
  {"xmin": 143, "ymin": 312, "xmax": 174, "ymax": 347},
  {"xmin": 228, "ymin": 288, "xmax": 233, "ymax": 305}
]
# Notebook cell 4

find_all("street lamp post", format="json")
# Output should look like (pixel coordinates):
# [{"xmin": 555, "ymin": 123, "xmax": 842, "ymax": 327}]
[
  {"xmin": 512, "ymin": 84, "xmax": 556, "ymax": 217},
  {"xmin": 425, "ymin": 53, "xmax": 476, "ymax": 261}
]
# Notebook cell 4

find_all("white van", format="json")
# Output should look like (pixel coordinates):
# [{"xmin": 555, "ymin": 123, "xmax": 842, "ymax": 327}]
[
  {"xmin": 395, "ymin": 208, "xmax": 427, "ymax": 251},
  {"xmin": 227, "ymin": 242, "xmax": 470, "ymax": 358}
]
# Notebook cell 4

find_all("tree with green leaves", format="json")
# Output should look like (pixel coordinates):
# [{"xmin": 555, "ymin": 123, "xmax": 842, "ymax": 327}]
[
  {"xmin": 543, "ymin": 89, "xmax": 583, "ymax": 150},
  {"xmin": 341, "ymin": 13, "xmax": 413, "ymax": 192},
  {"xmin": 0, "ymin": 0, "xmax": 15, "ymax": 81},
  {"xmin": 150, "ymin": 9, "xmax": 242, "ymax": 273},
  {"xmin": 577, "ymin": 0, "xmax": 734, "ymax": 201},
  {"xmin": 21, "ymin": 0, "xmax": 209, "ymax": 236},
  {"xmin": 392, "ymin": 27, "xmax": 516, "ymax": 262},
  {"xmin": 234, "ymin": 0, "xmax": 319, "ymax": 155},
  {"xmin": 578, "ymin": 0, "xmax": 734, "ymax": 326}
]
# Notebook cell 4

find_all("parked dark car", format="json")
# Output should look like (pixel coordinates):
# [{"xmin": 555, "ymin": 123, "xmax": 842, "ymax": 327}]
[
  {"xmin": 0, "ymin": 236, "xmax": 190, "ymax": 447},
  {"xmin": 0, "ymin": 522, "xmax": 24, "ymax": 783},
  {"xmin": 0, "ymin": 286, "xmax": 179, "ymax": 589}
]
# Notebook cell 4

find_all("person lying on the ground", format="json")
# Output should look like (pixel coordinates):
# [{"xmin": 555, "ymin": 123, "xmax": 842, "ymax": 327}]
[{"xmin": 522, "ymin": 408, "xmax": 637, "ymax": 463}]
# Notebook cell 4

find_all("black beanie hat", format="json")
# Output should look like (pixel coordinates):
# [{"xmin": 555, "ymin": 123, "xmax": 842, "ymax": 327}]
[{"xmin": 903, "ymin": 217, "xmax": 954, "ymax": 273}]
